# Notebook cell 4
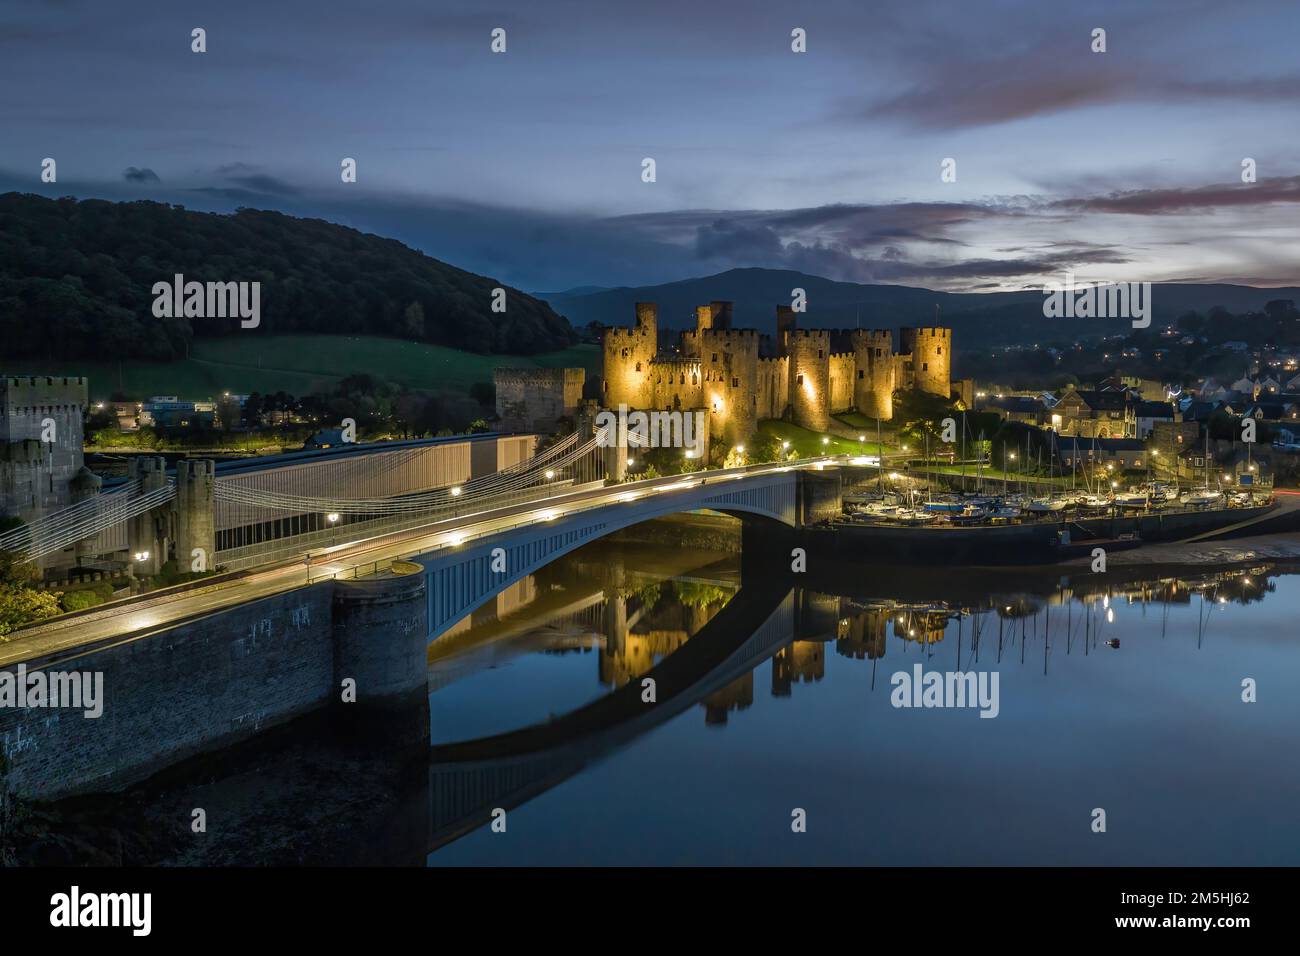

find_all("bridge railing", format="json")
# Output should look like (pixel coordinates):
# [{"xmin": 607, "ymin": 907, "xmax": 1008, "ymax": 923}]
[
  {"xmin": 217, "ymin": 479, "xmax": 605, "ymax": 572},
  {"xmin": 308, "ymin": 454, "xmax": 850, "ymax": 584}
]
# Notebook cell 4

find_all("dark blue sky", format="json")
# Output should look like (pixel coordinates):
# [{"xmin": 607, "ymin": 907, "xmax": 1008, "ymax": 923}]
[{"xmin": 2, "ymin": 0, "xmax": 1297, "ymax": 291}]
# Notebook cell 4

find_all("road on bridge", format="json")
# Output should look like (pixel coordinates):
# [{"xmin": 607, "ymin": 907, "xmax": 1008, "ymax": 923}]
[{"xmin": 0, "ymin": 457, "xmax": 845, "ymax": 669}]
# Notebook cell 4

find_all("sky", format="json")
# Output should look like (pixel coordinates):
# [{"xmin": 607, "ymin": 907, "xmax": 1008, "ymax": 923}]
[{"xmin": 2, "ymin": 0, "xmax": 1298, "ymax": 293}]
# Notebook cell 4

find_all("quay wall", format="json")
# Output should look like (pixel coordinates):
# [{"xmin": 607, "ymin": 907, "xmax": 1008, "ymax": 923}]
[{"xmin": 1, "ymin": 570, "xmax": 427, "ymax": 802}]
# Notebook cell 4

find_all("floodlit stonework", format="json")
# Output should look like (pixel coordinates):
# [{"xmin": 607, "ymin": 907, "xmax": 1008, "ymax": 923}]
[{"xmin": 601, "ymin": 301, "xmax": 952, "ymax": 447}]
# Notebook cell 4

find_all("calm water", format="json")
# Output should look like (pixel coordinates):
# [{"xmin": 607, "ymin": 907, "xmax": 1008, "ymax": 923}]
[
  {"xmin": 424, "ymin": 537, "xmax": 1300, "ymax": 866},
  {"xmin": 12, "ymin": 524, "xmax": 1300, "ymax": 866}
]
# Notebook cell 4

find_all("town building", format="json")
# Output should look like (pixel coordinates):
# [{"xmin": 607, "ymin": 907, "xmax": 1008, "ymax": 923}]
[
  {"xmin": 1055, "ymin": 436, "xmax": 1148, "ymax": 472},
  {"xmin": 1052, "ymin": 386, "xmax": 1137, "ymax": 438}
]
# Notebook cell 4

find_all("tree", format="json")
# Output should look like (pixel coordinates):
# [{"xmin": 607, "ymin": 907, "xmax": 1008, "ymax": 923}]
[
  {"xmin": 0, "ymin": 583, "xmax": 61, "ymax": 636},
  {"xmin": 402, "ymin": 301, "xmax": 426, "ymax": 338}
]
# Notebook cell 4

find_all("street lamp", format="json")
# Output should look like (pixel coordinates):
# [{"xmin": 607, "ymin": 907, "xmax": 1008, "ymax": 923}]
[
  {"xmin": 327, "ymin": 512, "xmax": 340, "ymax": 524},
  {"xmin": 450, "ymin": 486, "xmax": 462, "ymax": 496},
  {"xmin": 133, "ymin": 550, "xmax": 150, "ymax": 562},
  {"xmin": 545, "ymin": 469, "xmax": 555, "ymax": 479}
]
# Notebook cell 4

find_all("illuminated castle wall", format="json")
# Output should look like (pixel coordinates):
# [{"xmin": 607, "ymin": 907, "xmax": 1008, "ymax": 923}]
[{"xmin": 601, "ymin": 301, "xmax": 952, "ymax": 447}]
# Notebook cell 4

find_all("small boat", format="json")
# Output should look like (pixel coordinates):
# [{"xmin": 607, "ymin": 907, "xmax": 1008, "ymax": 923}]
[
  {"xmin": 1024, "ymin": 498, "xmax": 1067, "ymax": 514},
  {"xmin": 1145, "ymin": 483, "xmax": 1173, "ymax": 502},
  {"xmin": 1181, "ymin": 489, "xmax": 1223, "ymax": 507},
  {"xmin": 892, "ymin": 509, "xmax": 938, "ymax": 525},
  {"xmin": 921, "ymin": 499, "xmax": 968, "ymax": 513},
  {"xmin": 1113, "ymin": 492, "xmax": 1149, "ymax": 509},
  {"xmin": 1080, "ymin": 495, "xmax": 1113, "ymax": 509}
]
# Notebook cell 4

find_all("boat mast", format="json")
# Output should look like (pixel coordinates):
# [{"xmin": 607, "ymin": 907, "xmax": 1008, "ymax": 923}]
[{"xmin": 877, "ymin": 413, "xmax": 883, "ymax": 493}]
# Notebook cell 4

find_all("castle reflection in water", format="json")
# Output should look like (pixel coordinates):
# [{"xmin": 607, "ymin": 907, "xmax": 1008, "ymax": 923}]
[{"xmin": 430, "ymin": 531, "xmax": 1281, "ymax": 731}]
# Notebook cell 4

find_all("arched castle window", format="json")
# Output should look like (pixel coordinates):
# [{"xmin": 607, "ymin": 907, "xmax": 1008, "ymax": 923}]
[
  {"xmin": 711, "ymin": 353, "xmax": 718, "ymax": 362},
  {"xmin": 692, "ymin": 374, "xmax": 698, "ymax": 385},
  {"xmin": 857, "ymin": 370, "xmax": 864, "ymax": 379},
  {"xmin": 937, "ymin": 346, "xmax": 943, "ymax": 355},
  {"xmin": 797, "ymin": 374, "xmax": 804, "ymax": 385},
  {"xmin": 922, "ymin": 362, "xmax": 928, "ymax": 371},
  {"xmin": 635, "ymin": 362, "xmax": 641, "ymax": 372},
  {"xmin": 621, "ymin": 349, "xmax": 629, "ymax": 358},
  {"xmin": 731, "ymin": 377, "xmax": 739, "ymax": 387},
  {"xmin": 818, "ymin": 350, "xmax": 824, "ymax": 359}
]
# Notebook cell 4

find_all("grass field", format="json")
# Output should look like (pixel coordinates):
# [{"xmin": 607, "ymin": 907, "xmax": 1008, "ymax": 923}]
[
  {"xmin": 3, "ymin": 335, "xmax": 600, "ymax": 400},
  {"xmin": 758, "ymin": 420, "xmax": 889, "ymax": 458}
]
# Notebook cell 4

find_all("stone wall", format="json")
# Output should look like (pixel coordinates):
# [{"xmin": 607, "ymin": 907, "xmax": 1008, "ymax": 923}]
[
  {"xmin": 0, "ymin": 375, "xmax": 88, "ymax": 520},
  {"xmin": 493, "ymin": 367, "xmax": 585, "ymax": 433},
  {"xmin": 0, "ymin": 570, "xmax": 428, "ymax": 802}
]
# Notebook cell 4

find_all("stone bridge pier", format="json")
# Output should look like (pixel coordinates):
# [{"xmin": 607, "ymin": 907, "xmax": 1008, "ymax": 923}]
[{"xmin": 126, "ymin": 456, "xmax": 168, "ymax": 577}]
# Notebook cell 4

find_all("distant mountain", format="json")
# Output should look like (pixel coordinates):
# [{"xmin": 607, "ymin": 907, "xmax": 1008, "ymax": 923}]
[
  {"xmin": 539, "ymin": 267, "xmax": 1300, "ymax": 349},
  {"xmin": 0, "ymin": 192, "xmax": 575, "ymax": 361},
  {"xmin": 537, "ymin": 284, "xmax": 612, "ymax": 297}
]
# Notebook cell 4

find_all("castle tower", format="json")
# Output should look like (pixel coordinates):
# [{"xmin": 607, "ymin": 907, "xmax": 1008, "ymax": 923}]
[
  {"xmin": 898, "ymin": 327, "xmax": 952, "ymax": 399},
  {"xmin": 174, "ymin": 459, "xmax": 216, "ymax": 573},
  {"xmin": 697, "ymin": 328, "xmax": 759, "ymax": 447},
  {"xmin": 775, "ymin": 305, "xmax": 797, "ymax": 355},
  {"xmin": 787, "ymin": 329, "xmax": 832, "ymax": 431},
  {"xmin": 69, "ymin": 465, "xmax": 103, "ymax": 561},
  {"xmin": 851, "ymin": 329, "xmax": 896, "ymax": 421},
  {"xmin": 709, "ymin": 300, "xmax": 733, "ymax": 330},
  {"xmin": 601, "ymin": 302, "xmax": 658, "ymax": 408},
  {"xmin": 127, "ymin": 456, "xmax": 168, "ymax": 577},
  {"xmin": 0, "ymin": 375, "xmax": 89, "ymax": 519}
]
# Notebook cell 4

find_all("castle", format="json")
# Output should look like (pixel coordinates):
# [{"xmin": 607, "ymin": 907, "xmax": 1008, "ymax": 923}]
[
  {"xmin": 1, "ymin": 375, "xmax": 92, "ymax": 519},
  {"xmin": 600, "ymin": 301, "xmax": 952, "ymax": 447}
]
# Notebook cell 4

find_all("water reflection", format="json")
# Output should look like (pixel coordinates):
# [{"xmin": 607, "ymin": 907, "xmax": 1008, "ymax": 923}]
[{"xmin": 8, "ymin": 523, "xmax": 1300, "ymax": 866}]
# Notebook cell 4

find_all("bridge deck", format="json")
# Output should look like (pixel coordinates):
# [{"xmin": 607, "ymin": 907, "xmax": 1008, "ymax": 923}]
[{"xmin": 0, "ymin": 459, "xmax": 832, "ymax": 670}]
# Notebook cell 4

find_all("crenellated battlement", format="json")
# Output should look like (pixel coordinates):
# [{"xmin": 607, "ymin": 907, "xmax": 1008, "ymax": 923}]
[
  {"xmin": 601, "ymin": 299, "xmax": 953, "ymax": 442},
  {"xmin": 603, "ymin": 325, "xmax": 654, "ymax": 341}
]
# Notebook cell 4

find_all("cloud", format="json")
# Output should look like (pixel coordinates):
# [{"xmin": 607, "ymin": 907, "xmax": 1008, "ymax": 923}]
[
  {"xmin": 854, "ymin": 49, "xmax": 1300, "ymax": 130},
  {"xmin": 123, "ymin": 166, "xmax": 160, "ymax": 183},
  {"xmin": 218, "ymin": 173, "xmax": 300, "ymax": 196},
  {"xmin": 2, "ymin": 162, "xmax": 1296, "ymax": 292},
  {"xmin": 1049, "ymin": 175, "xmax": 1300, "ymax": 215}
]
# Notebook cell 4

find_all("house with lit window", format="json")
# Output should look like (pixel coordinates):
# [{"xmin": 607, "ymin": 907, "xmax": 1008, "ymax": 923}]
[
  {"xmin": 1055, "ymin": 436, "xmax": 1147, "ymax": 472},
  {"xmin": 1052, "ymin": 387, "xmax": 1137, "ymax": 438}
]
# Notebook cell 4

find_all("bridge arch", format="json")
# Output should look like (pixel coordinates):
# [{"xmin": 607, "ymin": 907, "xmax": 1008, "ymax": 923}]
[{"xmin": 409, "ymin": 470, "xmax": 799, "ymax": 640}]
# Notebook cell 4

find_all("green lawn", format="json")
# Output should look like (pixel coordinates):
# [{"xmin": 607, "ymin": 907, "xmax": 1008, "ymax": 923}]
[
  {"xmin": 834, "ymin": 411, "xmax": 878, "ymax": 430},
  {"xmin": 758, "ymin": 420, "xmax": 890, "ymax": 458},
  {"xmin": 3, "ymin": 336, "xmax": 599, "ymax": 401}
]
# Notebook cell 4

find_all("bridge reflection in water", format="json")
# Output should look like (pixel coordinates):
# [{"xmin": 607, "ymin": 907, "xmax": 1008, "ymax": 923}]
[
  {"xmin": 419, "ymin": 534, "xmax": 1283, "ymax": 857},
  {"xmin": 11, "ymin": 520, "xmax": 1294, "ymax": 866}
]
